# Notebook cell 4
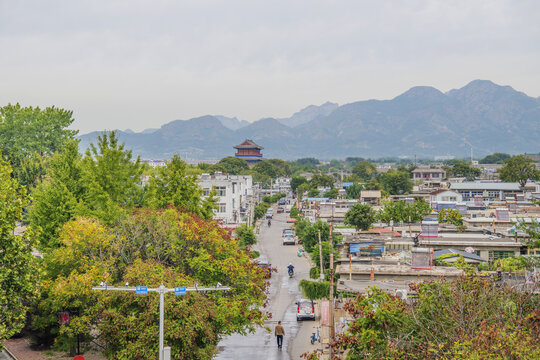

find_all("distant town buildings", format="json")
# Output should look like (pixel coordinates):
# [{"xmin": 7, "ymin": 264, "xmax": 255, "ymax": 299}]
[{"xmin": 234, "ymin": 139, "xmax": 264, "ymax": 166}]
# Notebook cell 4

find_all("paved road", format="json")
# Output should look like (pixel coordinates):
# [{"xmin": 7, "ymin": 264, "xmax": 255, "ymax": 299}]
[
  {"xmin": 0, "ymin": 350, "xmax": 14, "ymax": 360},
  {"xmin": 215, "ymin": 209, "xmax": 316, "ymax": 359}
]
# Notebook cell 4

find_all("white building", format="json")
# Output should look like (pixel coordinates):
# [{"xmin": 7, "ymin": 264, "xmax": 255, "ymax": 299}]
[
  {"xmin": 429, "ymin": 189, "xmax": 463, "ymax": 203},
  {"xmin": 199, "ymin": 173, "xmax": 253, "ymax": 224}
]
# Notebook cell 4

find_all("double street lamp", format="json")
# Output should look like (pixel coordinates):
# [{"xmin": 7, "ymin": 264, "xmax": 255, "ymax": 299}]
[{"xmin": 92, "ymin": 283, "xmax": 230, "ymax": 360}]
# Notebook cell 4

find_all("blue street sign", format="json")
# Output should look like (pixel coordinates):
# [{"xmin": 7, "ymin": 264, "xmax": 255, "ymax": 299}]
[
  {"xmin": 136, "ymin": 286, "xmax": 148, "ymax": 295},
  {"xmin": 174, "ymin": 286, "xmax": 186, "ymax": 295}
]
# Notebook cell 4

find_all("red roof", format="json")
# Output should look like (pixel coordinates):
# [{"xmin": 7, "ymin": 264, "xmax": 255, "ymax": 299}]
[{"xmin": 234, "ymin": 139, "xmax": 264, "ymax": 149}]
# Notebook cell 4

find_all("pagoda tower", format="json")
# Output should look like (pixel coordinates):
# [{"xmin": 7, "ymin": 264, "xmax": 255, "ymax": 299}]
[{"xmin": 234, "ymin": 139, "xmax": 264, "ymax": 166}]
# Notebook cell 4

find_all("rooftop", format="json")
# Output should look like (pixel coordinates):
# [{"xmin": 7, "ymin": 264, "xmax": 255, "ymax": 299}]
[
  {"xmin": 233, "ymin": 139, "xmax": 264, "ymax": 149},
  {"xmin": 450, "ymin": 182, "xmax": 521, "ymax": 191}
]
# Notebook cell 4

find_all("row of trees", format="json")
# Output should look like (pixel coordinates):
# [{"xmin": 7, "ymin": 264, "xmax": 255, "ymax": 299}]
[
  {"xmin": 344, "ymin": 200, "xmax": 433, "ymax": 231},
  {"xmin": 0, "ymin": 104, "xmax": 268, "ymax": 358}
]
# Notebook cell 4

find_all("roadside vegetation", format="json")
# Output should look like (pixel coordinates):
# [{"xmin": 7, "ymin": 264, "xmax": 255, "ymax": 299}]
[{"xmin": 0, "ymin": 105, "xmax": 268, "ymax": 358}]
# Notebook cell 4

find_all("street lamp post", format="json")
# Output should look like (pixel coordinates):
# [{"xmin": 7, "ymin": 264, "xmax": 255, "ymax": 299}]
[{"xmin": 92, "ymin": 283, "xmax": 231, "ymax": 360}]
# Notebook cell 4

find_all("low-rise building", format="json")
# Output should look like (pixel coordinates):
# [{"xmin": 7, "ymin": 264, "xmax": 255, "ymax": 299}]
[
  {"xmin": 411, "ymin": 167, "xmax": 446, "ymax": 183},
  {"xmin": 199, "ymin": 173, "xmax": 253, "ymax": 224},
  {"xmin": 450, "ymin": 182, "xmax": 522, "ymax": 202},
  {"xmin": 360, "ymin": 190, "xmax": 382, "ymax": 205}
]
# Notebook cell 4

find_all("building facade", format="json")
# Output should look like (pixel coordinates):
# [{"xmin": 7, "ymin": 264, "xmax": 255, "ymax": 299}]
[
  {"xmin": 450, "ymin": 182, "xmax": 521, "ymax": 202},
  {"xmin": 199, "ymin": 173, "xmax": 253, "ymax": 224},
  {"xmin": 411, "ymin": 167, "xmax": 446, "ymax": 182}
]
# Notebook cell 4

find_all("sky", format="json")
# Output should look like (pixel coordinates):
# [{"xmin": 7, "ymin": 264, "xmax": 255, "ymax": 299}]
[{"xmin": 1, "ymin": 0, "xmax": 539, "ymax": 134}]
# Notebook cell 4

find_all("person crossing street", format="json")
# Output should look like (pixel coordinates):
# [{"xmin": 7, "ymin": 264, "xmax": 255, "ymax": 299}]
[{"xmin": 275, "ymin": 320, "xmax": 285, "ymax": 349}]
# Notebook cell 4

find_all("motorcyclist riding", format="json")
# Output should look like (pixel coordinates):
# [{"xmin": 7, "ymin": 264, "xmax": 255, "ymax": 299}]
[
  {"xmin": 268, "ymin": 219, "xmax": 271, "ymax": 226},
  {"xmin": 287, "ymin": 263, "xmax": 294, "ymax": 277}
]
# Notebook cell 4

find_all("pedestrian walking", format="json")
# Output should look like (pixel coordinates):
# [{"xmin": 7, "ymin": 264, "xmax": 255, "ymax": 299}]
[{"xmin": 275, "ymin": 320, "xmax": 285, "ymax": 349}]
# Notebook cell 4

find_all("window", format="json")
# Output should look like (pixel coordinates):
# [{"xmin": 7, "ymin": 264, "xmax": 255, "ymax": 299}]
[
  {"xmin": 488, "ymin": 251, "xmax": 513, "ymax": 262},
  {"xmin": 218, "ymin": 203, "xmax": 226, "ymax": 213},
  {"xmin": 432, "ymin": 173, "xmax": 439, "ymax": 178},
  {"xmin": 216, "ymin": 186, "xmax": 226, "ymax": 196},
  {"xmin": 203, "ymin": 188, "xmax": 210, "ymax": 196},
  {"xmin": 449, "ymin": 197, "xmax": 456, "ymax": 201}
]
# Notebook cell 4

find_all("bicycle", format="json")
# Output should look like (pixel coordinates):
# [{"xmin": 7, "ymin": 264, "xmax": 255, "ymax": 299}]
[{"xmin": 310, "ymin": 326, "xmax": 321, "ymax": 344}]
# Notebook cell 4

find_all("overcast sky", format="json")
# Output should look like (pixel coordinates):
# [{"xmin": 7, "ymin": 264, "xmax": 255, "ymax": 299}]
[{"xmin": 1, "ymin": 0, "xmax": 539, "ymax": 134}]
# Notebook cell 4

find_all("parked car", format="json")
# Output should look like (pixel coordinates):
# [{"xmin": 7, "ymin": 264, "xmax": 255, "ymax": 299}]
[
  {"xmin": 282, "ymin": 235, "xmax": 296, "ymax": 245},
  {"xmin": 282, "ymin": 228, "xmax": 294, "ymax": 236},
  {"xmin": 296, "ymin": 299, "xmax": 315, "ymax": 321}
]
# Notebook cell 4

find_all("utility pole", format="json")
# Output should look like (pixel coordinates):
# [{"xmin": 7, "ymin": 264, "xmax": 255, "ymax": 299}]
[
  {"xmin": 92, "ymin": 283, "xmax": 230, "ymax": 360},
  {"xmin": 318, "ymin": 230, "xmax": 324, "ymax": 281},
  {"xmin": 329, "ymin": 208, "xmax": 335, "ymax": 358}
]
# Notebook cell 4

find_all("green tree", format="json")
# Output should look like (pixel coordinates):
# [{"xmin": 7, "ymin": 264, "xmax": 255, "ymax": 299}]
[
  {"xmin": 377, "ymin": 200, "xmax": 432, "ymax": 224},
  {"xmin": 29, "ymin": 140, "xmax": 83, "ymax": 249},
  {"xmin": 324, "ymin": 188, "xmax": 339, "ymax": 199},
  {"xmin": 213, "ymin": 156, "xmax": 249, "ymax": 175},
  {"xmin": 451, "ymin": 160, "xmax": 481, "ymax": 180},
  {"xmin": 344, "ymin": 204, "xmax": 376, "ymax": 231},
  {"xmin": 253, "ymin": 202, "xmax": 269, "ymax": 220},
  {"xmin": 33, "ymin": 210, "xmax": 268, "ymax": 358},
  {"xmin": 352, "ymin": 160, "xmax": 377, "ymax": 181},
  {"xmin": 332, "ymin": 277, "xmax": 540, "ymax": 359},
  {"xmin": 0, "ymin": 104, "xmax": 77, "ymax": 183},
  {"xmin": 438, "ymin": 207, "xmax": 463, "ymax": 227},
  {"xmin": 235, "ymin": 224, "xmax": 257, "ymax": 249},
  {"xmin": 0, "ymin": 159, "xmax": 39, "ymax": 349},
  {"xmin": 146, "ymin": 155, "xmax": 217, "ymax": 219},
  {"xmin": 309, "ymin": 173, "xmax": 335, "ymax": 188},
  {"xmin": 498, "ymin": 155, "xmax": 539, "ymax": 187},
  {"xmin": 290, "ymin": 175, "xmax": 308, "ymax": 193},
  {"xmin": 80, "ymin": 131, "xmax": 143, "ymax": 223},
  {"xmin": 479, "ymin": 152, "xmax": 510, "ymax": 164},
  {"xmin": 345, "ymin": 183, "xmax": 363, "ymax": 199},
  {"xmin": 379, "ymin": 170, "xmax": 412, "ymax": 195}
]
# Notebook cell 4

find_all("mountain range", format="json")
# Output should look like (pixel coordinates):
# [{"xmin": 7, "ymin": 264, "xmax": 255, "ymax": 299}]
[{"xmin": 79, "ymin": 80, "xmax": 540, "ymax": 160}]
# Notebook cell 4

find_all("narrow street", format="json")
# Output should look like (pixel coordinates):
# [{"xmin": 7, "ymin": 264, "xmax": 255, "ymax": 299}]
[{"xmin": 215, "ymin": 208, "xmax": 316, "ymax": 359}]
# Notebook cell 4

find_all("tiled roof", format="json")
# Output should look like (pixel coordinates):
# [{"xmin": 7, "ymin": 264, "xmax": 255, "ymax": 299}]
[{"xmin": 233, "ymin": 139, "xmax": 264, "ymax": 149}]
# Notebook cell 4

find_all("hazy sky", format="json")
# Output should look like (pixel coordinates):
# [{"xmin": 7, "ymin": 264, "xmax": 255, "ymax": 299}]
[{"xmin": 1, "ymin": 0, "xmax": 539, "ymax": 134}]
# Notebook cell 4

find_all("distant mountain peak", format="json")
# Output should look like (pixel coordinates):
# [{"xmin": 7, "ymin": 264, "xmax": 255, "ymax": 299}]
[
  {"xmin": 278, "ymin": 101, "xmax": 338, "ymax": 127},
  {"xmin": 395, "ymin": 86, "xmax": 444, "ymax": 99}
]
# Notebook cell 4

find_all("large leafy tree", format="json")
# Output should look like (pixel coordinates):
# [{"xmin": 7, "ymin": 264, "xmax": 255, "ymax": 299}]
[
  {"xmin": 80, "ymin": 131, "xmax": 143, "ymax": 223},
  {"xmin": 332, "ymin": 277, "xmax": 540, "ymax": 359},
  {"xmin": 479, "ymin": 152, "xmax": 510, "ymax": 164},
  {"xmin": 377, "ymin": 200, "xmax": 432, "ymax": 224},
  {"xmin": 30, "ymin": 140, "xmax": 83, "ymax": 249},
  {"xmin": 378, "ymin": 170, "xmax": 412, "ymax": 195},
  {"xmin": 290, "ymin": 175, "xmax": 308, "ymax": 193},
  {"xmin": 352, "ymin": 160, "xmax": 377, "ymax": 181},
  {"xmin": 498, "ymin": 155, "xmax": 539, "ymax": 187},
  {"xmin": 0, "ymin": 159, "xmax": 39, "ymax": 349},
  {"xmin": 0, "ymin": 104, "xmax": 77, "ymax": 184},
  {"xmin": 33, "ymin": 210, "xmax": 267, "ymax": 359},
  {"xmin": 448, "ymin": 160, "xmax": 481, "ymax": 180},
  {"xmin": 344, "ymin": 204, "xmax": 376, "ymax": 231},
  {"xmin": 213, "ymin": 156, "xmax": 249, "ymax": 175},
  {"xmin": 146, "ymin": 155, "xmax": 217, "ymax": 219}
]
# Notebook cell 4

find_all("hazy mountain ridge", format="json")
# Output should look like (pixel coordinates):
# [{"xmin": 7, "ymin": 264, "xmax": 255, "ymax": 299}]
[{"xmin": 79, "ymin": 80, "xmax": 540, "ymax": 160}]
